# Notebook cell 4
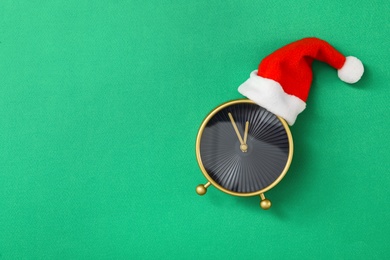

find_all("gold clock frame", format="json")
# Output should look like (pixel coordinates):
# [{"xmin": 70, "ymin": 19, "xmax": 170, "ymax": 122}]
[{"xmin": 195, "ymin": 99, "xmax": 294, "ymax": 209}]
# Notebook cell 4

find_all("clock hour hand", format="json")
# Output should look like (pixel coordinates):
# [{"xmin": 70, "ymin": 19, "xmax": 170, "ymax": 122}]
[{"xmin": 243, "ymin": 121, "xmax": 249, "ymax": 144}]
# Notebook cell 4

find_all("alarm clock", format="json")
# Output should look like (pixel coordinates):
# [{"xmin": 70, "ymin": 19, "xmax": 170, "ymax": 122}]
[
  {"xmin": 195, "ymin": 99, "xmax": 293, "ymax": 210},
  {"xmin": 194, "ymin": 38, "xmax": 364, "ymax": 210}
]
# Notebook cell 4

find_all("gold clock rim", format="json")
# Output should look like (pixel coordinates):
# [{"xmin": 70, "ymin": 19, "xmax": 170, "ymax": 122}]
[{"xmin": 195, "ymin": 99, "xmax": 294, "ymax": 197}]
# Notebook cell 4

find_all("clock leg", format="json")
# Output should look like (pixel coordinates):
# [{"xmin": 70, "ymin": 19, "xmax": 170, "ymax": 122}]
[
  {"xmin": 260, "ymin": 193, "xmax": 272, "ymax": 210},
  {"xmin": 196, "ymin": 182, "xmax": 211, "ymax": 195}
]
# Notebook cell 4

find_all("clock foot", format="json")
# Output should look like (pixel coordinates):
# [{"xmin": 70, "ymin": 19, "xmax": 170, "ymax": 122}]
[
  {"xmin": 196, "ymin": 182, "xmax": 211, "ymax": 195},
  {"xmin": 260, "ymin": 193, "xmax": 272, "ymax": 210}
]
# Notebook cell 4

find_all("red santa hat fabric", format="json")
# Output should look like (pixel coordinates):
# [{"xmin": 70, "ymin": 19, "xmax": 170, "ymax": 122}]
[{"xmin": 238, "ymin": 37, "xmax": 364, "ymax": 125}]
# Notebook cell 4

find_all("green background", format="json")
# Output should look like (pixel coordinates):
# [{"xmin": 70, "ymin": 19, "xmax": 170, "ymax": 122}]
[{"xmin": 1, "ymin": 0, "xmax": 389, "ymax": 259}]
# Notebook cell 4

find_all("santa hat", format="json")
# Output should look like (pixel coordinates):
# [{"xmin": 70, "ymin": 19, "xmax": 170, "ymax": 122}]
[{"xmin": 238, "ymin": 37, "xmax": 364, "ymax": 125}]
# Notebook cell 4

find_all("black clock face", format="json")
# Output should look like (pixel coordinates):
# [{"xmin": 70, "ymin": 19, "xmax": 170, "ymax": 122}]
[{"xmin": 197, "ymin": 101, "xmax": 292, "ymax": 194}]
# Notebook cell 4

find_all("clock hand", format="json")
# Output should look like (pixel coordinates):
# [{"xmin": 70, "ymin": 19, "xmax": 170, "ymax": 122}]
[
  {"xmin": 243, "ymin": 121, "xmax": 249, "ymax": 144},
  {"xmin": 228, "ymin": 113, "xmax": 248, "ymax": 152},
  {"xmin": 228, "ymin": 112, "xmax": 244, "ymax": 144}
]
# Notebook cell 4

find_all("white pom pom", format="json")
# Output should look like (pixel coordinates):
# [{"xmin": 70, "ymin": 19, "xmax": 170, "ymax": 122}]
[{"xmin": 338, "ymin": 56, "xmax": 364, "ymax": 84}]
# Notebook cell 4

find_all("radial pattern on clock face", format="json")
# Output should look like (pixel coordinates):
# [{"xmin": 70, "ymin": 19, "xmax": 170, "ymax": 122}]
[{"xmin": 199, "ymin": 103, "xmax": 290, "ymax": 193}]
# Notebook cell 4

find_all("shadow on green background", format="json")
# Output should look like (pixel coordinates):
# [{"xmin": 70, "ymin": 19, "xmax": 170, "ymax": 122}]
[{"xmin": 0, "ymin": 0, "xmax": 389, "ymax": 259}]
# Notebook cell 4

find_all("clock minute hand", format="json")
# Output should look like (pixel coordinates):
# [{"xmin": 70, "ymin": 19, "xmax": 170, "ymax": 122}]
[
  {"xmin": 228, "ymin": 113, "xmax": 248, "ymax": 152},
  {"xmin": 228, "ymin": 112, "xmax": 244, "ymax": 144}
]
